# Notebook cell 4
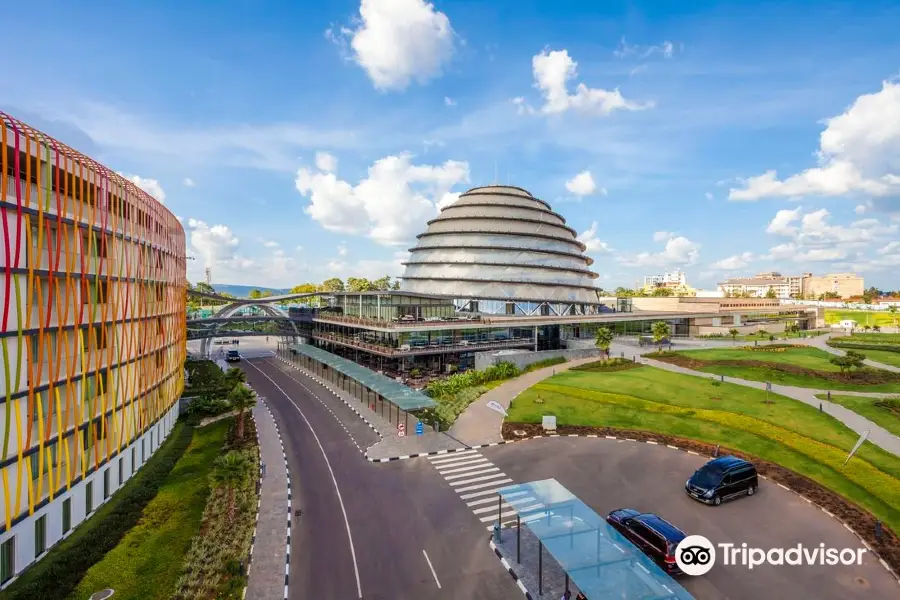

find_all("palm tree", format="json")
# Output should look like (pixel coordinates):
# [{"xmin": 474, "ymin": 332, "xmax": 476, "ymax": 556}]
[
  {"xmin": 863, "ymin": 324, "xmax": 872, "ymax": 332},
  {"xmin": 228, "ymin": 383, "xmax": 257, "ymax": 441},
  {"xmin": 651, "ymin": 321, "xmax": 671, "ymax": 352},
  {"xmin": 223, "ymin": 367, "xmax": 247, "ymax": 390},
  {"xmin": 212, "ymin": 452, "xmax": 248, "ymax": 523},
  {"xmin": 728, "ymin": 328, "xmax": 740, "ymax": 343},
  {"xmin": 594, "ymin": 327, "xmax": 614, "ymax": 359},
  {"xmin": 889, "ymin": 305, "xmax": 898, "ymax": 330}
]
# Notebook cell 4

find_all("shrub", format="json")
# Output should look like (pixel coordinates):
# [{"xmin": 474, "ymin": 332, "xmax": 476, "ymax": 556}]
[
  {"xmin": 829, "ymin": 342, "xmax": 900, "ymax": 354},
  {"xmin": 2, "ymin": 423, "xmax": 194, "ymax": 600},
  {"xmin": 572, "ymin": 358, "xmax": 640, "ymax": 372},
  {"xmin": 522, "ymin": 356, "xmax": 567, "ymax": 373}
]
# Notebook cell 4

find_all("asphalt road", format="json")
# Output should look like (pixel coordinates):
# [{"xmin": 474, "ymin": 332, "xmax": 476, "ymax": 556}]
[
  {"xmin": 483, "ymin": 436, "xmax": 898, "ymax": 600},
  {"xmin": 241, "ymin": 357, "xmax": 523, "ymax": 600}
]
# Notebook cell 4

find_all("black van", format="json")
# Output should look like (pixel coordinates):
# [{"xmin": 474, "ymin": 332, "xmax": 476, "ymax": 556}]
[{"xmin": 685, "ymin": 456, "xmax": 758, "ymax": 506}]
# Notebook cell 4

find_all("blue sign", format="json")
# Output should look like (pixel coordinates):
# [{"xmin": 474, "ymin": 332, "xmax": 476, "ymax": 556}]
[{"xmin": 416, "ymin": 421, "xmax": 424, "ymax": 436}]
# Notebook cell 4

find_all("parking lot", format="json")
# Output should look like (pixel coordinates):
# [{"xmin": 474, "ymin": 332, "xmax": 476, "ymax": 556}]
[{"xmin": 482, "ymin": 436, "xmax": 897, "ymax": 599}]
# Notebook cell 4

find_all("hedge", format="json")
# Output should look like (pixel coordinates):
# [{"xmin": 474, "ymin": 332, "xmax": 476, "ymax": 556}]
[
  {"xmin": 0, "ymin": 421, "xmax": 194, "ymax": 600},
  {"xmin": 829, "ymin": 342, "xmax": 900, "ymax": 354},
  {"xmin": 536, "ymin": 383, "xmax": 900, "ymax": 509}
]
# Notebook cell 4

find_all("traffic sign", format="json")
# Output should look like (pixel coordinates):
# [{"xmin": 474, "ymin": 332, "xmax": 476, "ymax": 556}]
[
  {"xmin": 398, "ymin": 423, "xmax": 406, "ymax": 438},
  {"xmin": 416, "ymin": 421, "xmax": 424, "ymax": 436}
]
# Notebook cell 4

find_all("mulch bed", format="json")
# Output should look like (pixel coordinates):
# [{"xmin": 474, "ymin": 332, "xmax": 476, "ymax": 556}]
[
  {"xmin": 501, "ymin": 422, "xmax": 900, "ymax": 575},
  {"xmin": 654, "ymin": 353, "xmax": 900, "ymax": 386}
]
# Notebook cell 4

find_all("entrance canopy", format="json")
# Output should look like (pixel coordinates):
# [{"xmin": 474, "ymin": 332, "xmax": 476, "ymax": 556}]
[
  {"xmin": 499, "ymin": 479, "xmax": 693, "ymax": 600},
  {"xmin": 289, "ymin": 343, "xmax": 436, "ymax": 410}
]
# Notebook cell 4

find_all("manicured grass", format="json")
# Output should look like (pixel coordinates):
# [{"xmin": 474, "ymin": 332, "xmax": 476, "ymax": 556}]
[
  {"xmin": 68, "ymin": 420, "xmax": 232, "ymax": 600},
  {"xmin": 825, "ymin": 309, "xmax": 897, "ymax": 328},
  {"xmin": 672, "ymin": 346, "xmax": 900, "ymax": 393},
  {"xmin": 508, "ymin": 365, "xmax": 900, "ymax": 533},
  {"xmin": 832, "ymin": 333, "xmax": 900, "ymax": 344},
  {"xmin": 815, "ymin": 394, "xmax": 900, "ymax": 438},
  {"xmin": 861, "ymin": 349, "xmax": 900, "ymax": 368}
]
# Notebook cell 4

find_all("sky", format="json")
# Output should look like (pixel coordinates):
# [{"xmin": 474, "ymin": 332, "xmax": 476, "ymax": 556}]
[{"xmin": 3, "ymin": 0, "xmax": 900, "ymax": 290}]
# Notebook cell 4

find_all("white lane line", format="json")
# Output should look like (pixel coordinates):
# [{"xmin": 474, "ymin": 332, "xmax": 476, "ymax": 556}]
[
  {"xmin": 479, "ymin": 508, "xmax": 522, "ymax": 523},
  {"xmin": 245, "ymin": 361, "xmax": 363, "ymax": 599},
  {"xmin": 460, "ymin": 487, "xmax": 515, "ymax": 501},
  {"xmin": 433, "ymin": 458, "xmax": 490, "ymax": 472},
  {"xmin": 422, "ymin": 549, "xmax": 442, "ymax": 589},
  {"xmin": 429, "ymin": 451, "xmax": 480, "ymax": 465},
  {"xmin": 451, "ymin": 472, "xmax": 510, "ymax": 488},
  {"xmin": 455, "ymin": 478, "xmax": 514, "ymax": 493},
  {"xmin": 471, "ymin": 496, "xmax": 537, "ymax": 515},
  {"xmin": 443, "ymin": 467, "xmax": 500, "ymax": 481}
]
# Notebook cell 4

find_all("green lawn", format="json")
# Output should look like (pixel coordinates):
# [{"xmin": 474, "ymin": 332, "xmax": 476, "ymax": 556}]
[
  {"xmin": 671, "ymin": 346, "xmax": 900, "ymax": 393},
  {"xmin": 69, "ymin": 420, "xmax": 232, "ymax": 600},
  {"xmin": 861, "ymin": 349, "xmax": 900, "ymax": 368},
  {"xmin": 508, "ymin": 365, "xmax": 900, "ymax": 533},
  {"xmin": 816, "ymin": 394, "xmax": 900, "ymax": 438},
  {"xmin": 832, "ymin": 333, "xmax": 900, "ymax": 344},
  {"xmin": 825, "ymin": 309, "xmax": 897, "ymax": 328}
]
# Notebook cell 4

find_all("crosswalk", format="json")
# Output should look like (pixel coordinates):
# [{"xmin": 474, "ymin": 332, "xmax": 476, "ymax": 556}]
[{"xmin": 427, "ymin": 450, "xmax": 546, "ymax": 529}]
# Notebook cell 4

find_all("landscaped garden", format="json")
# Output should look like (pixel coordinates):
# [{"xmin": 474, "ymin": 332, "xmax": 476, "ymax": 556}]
[
  {"xmin": 504, "ymin": 362, "xmax": 900, "ymax": 568},
  {"xmin": 814, "ymin": 393, "xmax": 900, "ymax": 438},
  {"xmin": 828, "ymin": 333, "xmax": 900, "ymax": 368},
  {"xmin": 652, "ymin": 344, "xmax": 900, "ymax": 392}
]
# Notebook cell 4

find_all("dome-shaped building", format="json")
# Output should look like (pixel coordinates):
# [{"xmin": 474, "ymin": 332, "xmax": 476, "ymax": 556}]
[{"xmin": 401, "ymin": 185, "xmax": 602, "ymax": 313}]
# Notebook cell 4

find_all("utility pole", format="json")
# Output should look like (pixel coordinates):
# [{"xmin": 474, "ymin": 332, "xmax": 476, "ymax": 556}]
[{"xmin": 205, "ymin": 267, "xmax": 211, "ymax": 287}]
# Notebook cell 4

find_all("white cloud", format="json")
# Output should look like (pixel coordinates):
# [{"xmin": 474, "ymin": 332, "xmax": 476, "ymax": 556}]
[
  {"xmin": 729, "ymin": 80, "xmax": 900, "ymax": 201},
  {"xmin": 182, "ymin": 177, "xmax": 195, "ymax": 187},
  {"xmin": 765, "ymin": 207, "xmax": 802, "ymax": 235},
  {"xmin": 295, "ymin": 245, "xmax": 305, "ymax": 252},
  {"xmin": 121, "ymin": 174, "xmax": 165, "ymax": 203},
  {"xmin": 186, "ymin": 219, "xmax": 244, "ymax": 269},
  {"xmin": 330, "ymin": 0, "xmax": 455, "ymax": 91},
  {"xmin": 444, "ymin": 96, "xmax": 456, "ymax": 106},
  {"xmin": 710, "ymin": 252, "xmax": 755, "ymax": 270},
  {"xmin": 619, "ymin": 233, "xmax": 700, "ymax": 267},
  {"xmin": 518, "ymin": 49, "xmax": 652, "ymax": 116},
  {"xmin": 263, "ymin": 240, "xmax": 280, "ymax": 249},
  {"xmin": 613, "ymin": 38, "xmax": 677, "ymax": 59},
  {"xmin": 565, "ymin": 170, "xmax": 601, "ymax": 196},
  {"xmin": 315, "ymin": 151, "xmax": 338, "ymax": 173},
  {"xmin": 337, "ymin": 242, "xmax": 348, "ymax": 256},
  {"xmin": 577, "ymin": 222, "xmax": 613, "ymax": 254},
  {"xmin": 652, "ymin": 231, "xmax": 673, "ymax": 242},
  {"xmin": 295, "ymin": 152, "xmax": 470, "ymax": 246},
  {"xmin": 878, "ymin": 241, "xmax": 900, "ymax": 255}
]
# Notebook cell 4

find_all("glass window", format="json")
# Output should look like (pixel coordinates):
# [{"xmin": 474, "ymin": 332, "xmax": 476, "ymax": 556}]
[
  {"xmin": 85, "ymin": 481, "xmax": 94, "ymax": 514},
  {"xmin": 62, "ymin": 498, "xmax": 71, "ymax": 533},
  {"xmin": 131, "ymin": 447, "xmax": 136, "ymax": 474},
  {"xmin": 118, "ymin": 458, "xmax": 123, "ymax": 486},
  {"xmin": 103, "ymin": 469, "xmax": 110, "ymax": 499},
  {"xmin": 34, "ymin": 515, "xmax": 47, "ymax": 557},
  {"xmin": 30, "ymin": 453, "xmax": 40, "ymax": 482},
  {"xmin": 1, "ymin": 536, "xmax": 14, "ymax": 584}
]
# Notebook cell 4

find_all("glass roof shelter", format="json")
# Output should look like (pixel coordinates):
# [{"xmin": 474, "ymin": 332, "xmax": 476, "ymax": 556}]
[
  {"xmin": 496, "ymin": 479, "xmax": 694, "ymax": 600},
  {"xmin": 281, "ymin": 343, "xmax": 436, "ymax": 430}
]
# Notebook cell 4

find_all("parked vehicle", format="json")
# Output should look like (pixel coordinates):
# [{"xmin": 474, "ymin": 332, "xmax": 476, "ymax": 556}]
[
  {"xmin": 686, "ymin": 455, "xmax": 758, "ymax": 506},
  {"xmin": 606, "ymin": 509, "xmax": 686, "ymax": 574},
  {"xmin": 225, "ymin": 349, "xmax": 241, "ymax": 362}
]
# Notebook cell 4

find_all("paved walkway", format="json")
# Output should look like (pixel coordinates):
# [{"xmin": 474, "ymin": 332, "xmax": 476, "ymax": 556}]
[
  {"xmin": 621, "ymin": 344, "xmax": 900, "ymax": 457},
  {"xmin": 246, "ymin": 403, "xmax": 290, "ymax": 600},
  {"xmin": 450, "ymin": 355, "xmax": 601, "ymax": 445}
]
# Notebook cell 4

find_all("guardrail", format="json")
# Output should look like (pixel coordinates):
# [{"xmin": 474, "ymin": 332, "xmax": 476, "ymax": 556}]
[{"xmin": 312, "ymin": 332, "xmax": 534, "ymax": 356}]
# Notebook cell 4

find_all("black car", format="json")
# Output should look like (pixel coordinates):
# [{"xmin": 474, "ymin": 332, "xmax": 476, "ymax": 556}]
[
  {"xmin": 606, "ymin": 509, "xmax": 686, "ymax": 574},
  {"xmin": 225, "ymin": 349, "xmax": 241, "ymax": 362},
  {"xmin": 686, "ymin": 456, "xmax": 758, "ymax": 506}
]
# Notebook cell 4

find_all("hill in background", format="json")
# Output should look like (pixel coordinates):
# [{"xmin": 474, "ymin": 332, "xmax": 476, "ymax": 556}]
[{"xmin": 210, "ymin": 284, "xmax": 289, "ymax": 298}]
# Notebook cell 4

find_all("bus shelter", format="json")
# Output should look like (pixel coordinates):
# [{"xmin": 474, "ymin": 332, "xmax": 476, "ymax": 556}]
[
  {"xmin": 280, "ymin": 342, "xmax": 436, "ymax": 429},
  {"xmin": 497, "ymin": 479, "xmax": 694, "ymax": 600}
]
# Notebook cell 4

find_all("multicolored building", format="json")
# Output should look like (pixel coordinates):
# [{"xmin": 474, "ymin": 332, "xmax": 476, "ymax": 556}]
[{"xmin": 0, "ymin": 112, "xmax": 186, "ymax": 587}]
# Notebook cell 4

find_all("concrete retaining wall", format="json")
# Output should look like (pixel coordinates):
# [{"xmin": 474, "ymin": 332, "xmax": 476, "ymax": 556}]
[{"xmin": 474, "ymin": 347, "xmax": 601, "ymax": 371}]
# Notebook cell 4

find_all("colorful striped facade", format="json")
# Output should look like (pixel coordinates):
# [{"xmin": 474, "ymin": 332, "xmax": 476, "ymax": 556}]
[{"xmin": 0, "ymin": 112, "xmax": 186, "ymax": 587}]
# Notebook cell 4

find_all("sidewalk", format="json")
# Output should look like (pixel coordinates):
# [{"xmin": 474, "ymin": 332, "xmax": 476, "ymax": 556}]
[
  {"xmin": 450, "ymin": 355, "xmax": 601, "ymax": 445},
  {"xmin": 245, "ymin": 403, "xmax": 290, "ymax": 600},
  {"xmin": 632, "ymin": 350, "xmax": 900, "ymax": 457}
]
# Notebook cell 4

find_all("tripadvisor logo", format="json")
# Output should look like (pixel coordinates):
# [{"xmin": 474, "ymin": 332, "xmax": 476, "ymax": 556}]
[{"xmin": 675, "ymin": 535, "xmax": 868, "ymax": 576}]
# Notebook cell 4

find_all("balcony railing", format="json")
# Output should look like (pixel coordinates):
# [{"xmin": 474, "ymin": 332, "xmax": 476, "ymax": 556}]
[
  {"xmin": 312, "ymin": 331, "xmax": 534, "ymax": 356},
  {"xmin": 313, "ymin": 313, "xmax": 483, "ymax": 328}
]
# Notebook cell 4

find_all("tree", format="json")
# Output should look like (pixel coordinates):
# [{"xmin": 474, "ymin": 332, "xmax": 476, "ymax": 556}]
[
  {"xmin": 863, "ymin": 324, "xmax": 872, "ymax": 332},
  {"xmin": 728, "ymin": 328, "xmax": 740, "ymax": 342},
  {"xmin": 784, "ymin": 323, "xmax": 800, "ymax": 336},
  {"xmin": 873, "ymin": 324, "xmax": 881, "ymax": 332},
  {"xmin": 212, "ymin": 452, "xmax": 249, "ymax": 523},
  {"xmin": 347, "ymin": 277, "xmax": 374, "ymax": 292},
  {"xmin": 195, "ymin": 281, "xmax": 215, "ymax": 295},
  {"xmin": 651, "ymin": 321, "xmax": 671, "ymax": 352},
  {"xmin": 320, "ymin": 277, "xmax": 345, "ymax": 292},
  {"xmin": 862, "ymin": 286, "xmax": 880, "ymax": 304},
  {"xmin": 223, "ymin": 367, "xmax": 247, "ymax": 390},
  {"xmin": 889, "ymin": 304, "xmax": 898, "ymax": 328},
  {"xmin": 651, "ymin": 287, "xmax": 674, "ymax": 297},
  {"xmin": 290, "ymin": 283, "xmax": 318, "ymax": 294},
  {"xmin": 391, "ymin": 280, "xmax": 401, "ymax": 290},
  {"xmin": 371, "ymin": 275, "xmax": 392, "ymax": 291},
  {"xmin": 831, "ymin": 351, "xmax": 867, "ymax": 375},
  {"xmin": 594, "ymin": 327, "xmax": 614, "ymax": 358},
  {"xmin": 248, "ymin": 289, "xmax": 263, "ymax": 299},
  {"xmin": 765, "ymin": 287, "xmax": 777, "ymax": 299},
  {"xmin": 228, "ymin": 383, "xmax": 257, "ymax": 441},
  {"xmin": 829, "ymin": 355, "xmax": 852, "ymax": 375}
]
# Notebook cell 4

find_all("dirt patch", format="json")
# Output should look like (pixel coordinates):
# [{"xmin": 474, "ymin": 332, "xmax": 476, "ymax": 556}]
[
  {"xmin": 501, "ymin": 422, "xmax": 900, "ymax": 575},
  {"xmin": 654, "ymin": 353, "xmax": 900, "ymax": 386}
]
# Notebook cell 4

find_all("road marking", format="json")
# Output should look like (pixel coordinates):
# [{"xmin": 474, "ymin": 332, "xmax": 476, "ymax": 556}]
[
  {"xmin": 422, "ymin": 549, "xmax": 442, "ymax": 589},
  {"xmin": 444, "ymin": 467, "xmax": 500, "ymax": 481},
  {"xmin": 437, "ymin": 460, "xmax": 492, "ymax": 474},
  {"xmin": 245, "ymin": 361, "xmax": 364, "ymax": 599}
]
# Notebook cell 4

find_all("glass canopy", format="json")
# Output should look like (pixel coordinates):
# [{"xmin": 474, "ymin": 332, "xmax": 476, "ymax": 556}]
[
  {"xmin": 289, "ymin": 343, "xmax": 437, "ymax": 410},
  {"xmin": 498, "ymin": 479, "xmax": 694, "ymax": 600}
]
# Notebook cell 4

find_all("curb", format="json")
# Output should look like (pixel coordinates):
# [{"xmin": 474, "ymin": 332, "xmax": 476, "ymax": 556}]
[
  {"xmin": 489, "ymin": 539, "xmax": 534, "ymax": 599},
  {"xmin": 243, "ymin": 413, "xmax": 263, "ymax": 600},
  {"xmin": 367, "ymin": 439, "xmax": 519, "ymax": 462}
]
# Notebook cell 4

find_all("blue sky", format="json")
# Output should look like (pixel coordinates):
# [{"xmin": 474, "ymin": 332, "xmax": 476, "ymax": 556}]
[{"xmin": 3, "ymin": 0, "xmax": 900, "ymax": 290}]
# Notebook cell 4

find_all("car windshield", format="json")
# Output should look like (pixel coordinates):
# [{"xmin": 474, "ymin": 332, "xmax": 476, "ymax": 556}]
[{"xmin": 692, "ymin": 466, "xmax": 723, "ymax": 488}]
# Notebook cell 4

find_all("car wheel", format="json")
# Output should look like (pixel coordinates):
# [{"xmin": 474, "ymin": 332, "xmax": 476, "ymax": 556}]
[
  {"xmin": 747, "ymin": 485, "xmax": 756, "ymax": 496},
  {"xmin": 712, "ymin": 495, "xmax": 722, "ymax": 506}
]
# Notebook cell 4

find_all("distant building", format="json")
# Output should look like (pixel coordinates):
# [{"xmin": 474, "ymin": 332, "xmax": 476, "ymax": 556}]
[
  {"xmin": 718, "ymin": 272, "xmax": 863, "ymax": 300},
  {"xmin": 642, "ymin": 269, "xmax": 695, "ymax": 296}
]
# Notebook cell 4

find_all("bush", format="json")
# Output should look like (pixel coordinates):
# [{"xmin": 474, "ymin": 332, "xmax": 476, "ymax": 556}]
[
  {"xmin": 522, "ymin": 356, "xmax": 567, "ymax": 373},
  {"xmin": 572, "ymin": 358, "xmax": 640, "ymax": 372},
  {"xmin": 829, "ymin": 342, "xmax": 900, "ymax": 354},
  {"xmin": 185, "ymin": 396, "xmax": 232, "ymax": 425},
  {"xmin": 1, "ymin": 423, "xmax": 194, "ymax": 600}
]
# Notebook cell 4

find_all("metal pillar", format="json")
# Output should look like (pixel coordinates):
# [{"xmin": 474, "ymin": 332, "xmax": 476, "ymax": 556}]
[
  {"xmin": 538, "ymin": 541, "xmax": 543, "ymax": 594},
  {"xmin": 516, "ymin": 515, "xmax": 521, "ymax": 563}
]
